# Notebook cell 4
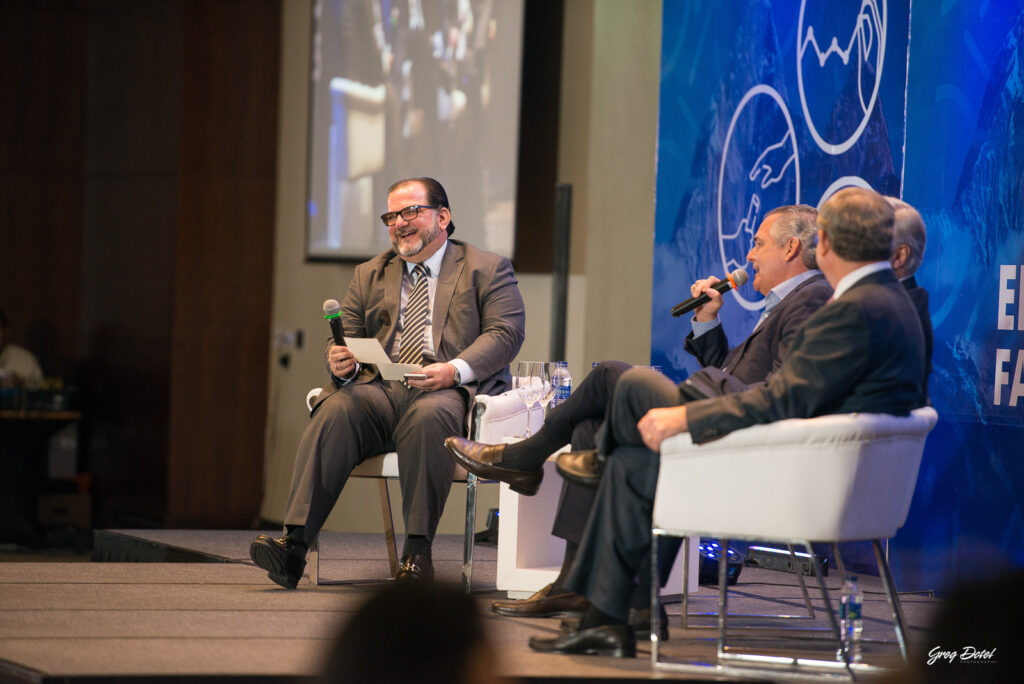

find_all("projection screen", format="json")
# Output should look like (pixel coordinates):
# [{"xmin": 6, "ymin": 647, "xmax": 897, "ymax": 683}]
[{"xmin": 305, "ymin": 0, "xmax": 524, "ymax": 261}]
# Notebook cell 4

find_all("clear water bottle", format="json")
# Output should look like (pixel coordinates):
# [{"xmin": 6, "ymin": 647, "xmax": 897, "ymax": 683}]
[
  {"xmin": 551, "ymin": 361, "xmax": 572, "ymax": 408},
  {"xmin": 837, "ymin": 575, "xmax": 863, "ymax": 663}
]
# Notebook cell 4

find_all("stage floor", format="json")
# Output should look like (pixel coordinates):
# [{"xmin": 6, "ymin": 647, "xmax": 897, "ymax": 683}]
[{"xmin": 0, "ymin": 530, "xmax": 943, "ymax": 682}]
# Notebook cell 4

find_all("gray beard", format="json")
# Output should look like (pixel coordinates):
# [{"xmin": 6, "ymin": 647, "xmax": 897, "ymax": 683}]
[{"xmin": 392, "ymin": 219, "xmax": 440, "ymax": 258}]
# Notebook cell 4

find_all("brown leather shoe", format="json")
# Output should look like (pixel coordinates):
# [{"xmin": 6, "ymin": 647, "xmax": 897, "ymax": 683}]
[
  {"xmin": 444, "ymin": 437, "xmax": 543, "ymax": 496},
  {"xmin": 555, "ymin": 449, "xmax": 604, "ymax": 487},
  {"xmin": 491, "ymin": 582, "xmax": 590, "ymax": 617}
]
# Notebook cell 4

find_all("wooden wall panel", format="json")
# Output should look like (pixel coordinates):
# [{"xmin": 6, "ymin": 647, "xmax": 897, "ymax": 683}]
[
  {"xmin": 167, "ymin": 0, "xmax": 279, "ymax": 527},
  {"xmin": 0, "ymin": 1, "xmax": 88, "ymax": 379},
  {"xmin": 4, "ymin": 0, "xmax": 279, "ymax": 530}
]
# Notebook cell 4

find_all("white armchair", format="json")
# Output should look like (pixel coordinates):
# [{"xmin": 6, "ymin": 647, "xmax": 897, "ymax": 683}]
[
  {"xmin": 651, "ymin": 406, "xmax": 938, "ymax": 677},
  {"xmin": 304, "ymin": 387, "xmax": 539, "ymax": 591}
]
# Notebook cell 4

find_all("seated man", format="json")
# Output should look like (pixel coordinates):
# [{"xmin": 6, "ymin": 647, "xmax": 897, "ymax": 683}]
[
  {"xmin": 445, "ymin": 204, "xmax": 832, "ymax": 618},
  {"xmin": 250, "ymin": 177, "xmax": 525, "ymax": 588},
  {"xmin": 886, "ymin": 196, "xmax": 932, "ymax": 401},
  {"xmin": 531, "ymin": 186, "xmax": 925, "ymax": 657}
]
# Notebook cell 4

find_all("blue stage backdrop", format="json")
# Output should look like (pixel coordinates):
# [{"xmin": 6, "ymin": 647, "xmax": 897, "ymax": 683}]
[{"xmin": 653, "ymin": 0, "xmax": 1024, "ymax": 593}]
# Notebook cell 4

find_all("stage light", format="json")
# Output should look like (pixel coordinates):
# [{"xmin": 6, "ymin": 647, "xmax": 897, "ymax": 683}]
[{"xmin": 697, "ymin": 539, "xmax": 743, "ymax": 586}]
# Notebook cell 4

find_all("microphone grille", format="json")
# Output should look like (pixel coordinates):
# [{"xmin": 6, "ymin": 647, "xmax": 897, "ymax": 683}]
[
  {"xmin": 322, "ymin": 299, "xmax": 341, "ymax": 316},
  {"xmin": 729, "ymin": 269, "xmax": 750, "ymax": 286}
]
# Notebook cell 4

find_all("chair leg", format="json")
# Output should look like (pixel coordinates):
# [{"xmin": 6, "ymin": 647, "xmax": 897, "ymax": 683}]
[
  {"xmin": 376, "ymin": 479, "xmax": 399, "ymax": 577},
  {"xmin": 681, "ymin": 535, "xmax": 691, "ymax": 629},
  {"xmin": 462, "ymin": 473, "xmax": 478, "ymax": 593},
  {"xmin": 787, "ymin": 543, "xmax": 817, "ymax": 618},
  {"xmin": 833, "ymin": 542, "xmax": 848, "ymax": 582},
  {"xmin": 717, "ymin": 538, "xmax": 730, "ymax": 658},
  {"xmin": 873, "ymin": 539, "xmax": 910, "ymax": 662},
  {"xmin": 651, "ymin": 530, "xmax": 666, "ymax": 667},
  {"xmin": 804, "ymin": 540, "xmax": 854, "ymax": 675},
  {"xmin": 309, "ymin": 534, "xmax": 319, "ymax": 586}
]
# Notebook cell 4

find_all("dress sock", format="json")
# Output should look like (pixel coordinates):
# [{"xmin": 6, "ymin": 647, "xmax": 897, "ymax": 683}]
[
  {"xmin": 578, "ymin": 604, "xmax": 624, "ymax": 631},
  {"xmin": 402, "ymin": 535, "xmax": 431, "ymax": 558},
  {"xmin": 500, "ymin": 424, "xmax": 570, "ymax": 471},
  {"xmin": 550, "ymin": 541, "xmax": 578, "ymax": 594}
]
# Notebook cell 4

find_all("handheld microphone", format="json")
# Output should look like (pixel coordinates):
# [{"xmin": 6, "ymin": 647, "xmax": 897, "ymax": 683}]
[
  {"xmin": 323, "ymin": 299, "xmax": 345, "ymax": 345},
  {"xmin": 670, "ymin": 269, "xmax": 750, "ymax": 317}
]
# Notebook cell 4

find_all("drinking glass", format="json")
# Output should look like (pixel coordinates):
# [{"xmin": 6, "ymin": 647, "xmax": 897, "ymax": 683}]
[
  {"xmin": 514, "ymin": 360, "xmax": 542, "ymax": 437},
  {"xmin": 535, "ymin": 362, "xmax": 556, "ymax": 415}
]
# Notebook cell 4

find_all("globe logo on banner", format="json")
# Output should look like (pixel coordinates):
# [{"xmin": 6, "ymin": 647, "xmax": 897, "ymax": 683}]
[
  {"xmin": 797, "ymin": 0, "xmax": 887, "ymax": 155},
  {"xmin": 717, "ymin": 85, "xmax": 800, "ymax": 311}
]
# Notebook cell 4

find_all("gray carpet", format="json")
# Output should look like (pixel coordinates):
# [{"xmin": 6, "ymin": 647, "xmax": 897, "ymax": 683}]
[{"xmin": 0, "ymin": 530, "xmax": 944, "ymax": 682}]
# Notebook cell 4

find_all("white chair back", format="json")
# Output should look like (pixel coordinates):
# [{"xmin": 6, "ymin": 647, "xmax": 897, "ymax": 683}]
[{"xmin": 654, "ymin": 407, "xmax": 938, "ymax": 542}]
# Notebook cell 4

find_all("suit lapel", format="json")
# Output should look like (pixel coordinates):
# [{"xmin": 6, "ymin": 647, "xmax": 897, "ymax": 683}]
[
  {"xmin": 382, "ymin": 253, "xmax": 404, "ymax": 354},
  {"xmin": 723, "ymin": 324, "xmax": 762, "ymax": 371},
  {"xmin": 432, "ymin": 241, "xmax": 464, "ymax": 353}
]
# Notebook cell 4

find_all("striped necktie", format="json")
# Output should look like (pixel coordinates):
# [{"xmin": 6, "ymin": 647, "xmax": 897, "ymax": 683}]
[{"xmin": 397, "ymin": 263, "xmax": 430, "ymax": 365}]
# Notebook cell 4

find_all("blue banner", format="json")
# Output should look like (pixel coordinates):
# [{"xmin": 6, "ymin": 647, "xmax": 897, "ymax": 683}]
[{"xmin": 654, "ymin": 0, "xmax": 1024, "ymax": 591}]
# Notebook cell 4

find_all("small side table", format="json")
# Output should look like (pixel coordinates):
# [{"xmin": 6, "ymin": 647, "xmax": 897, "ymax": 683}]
[{"xmin": 495, "ymin": 442, "xmax": 698, "ymax": 598}]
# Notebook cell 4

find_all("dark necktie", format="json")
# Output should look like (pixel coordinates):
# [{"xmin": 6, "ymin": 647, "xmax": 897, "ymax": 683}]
[{"xmin": 397, "ymin": 263, "xmax": 430, "ymax": 365}]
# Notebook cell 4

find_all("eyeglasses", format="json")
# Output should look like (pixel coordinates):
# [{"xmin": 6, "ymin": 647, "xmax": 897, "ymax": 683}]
[{"xmin": 380, "ymin": 204, "xmax": 437, "ymax": 227}]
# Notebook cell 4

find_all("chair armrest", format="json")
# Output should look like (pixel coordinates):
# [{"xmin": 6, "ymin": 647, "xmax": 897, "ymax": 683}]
[
  {"xmin": 471, "ymin": 389, "xmax": 541, "ymax": 443},
  {"xmin": 306, "ymin": 388, "xmax": 322, "ymax": 412},
  {"xmin": 305, "ymin": 386, "xmax": 542, "ymax": 444},
  {"xmin": 654, "ymin": 407, "xmax": 939, "ymax": 541},
  {"xmin": 660, "ymin": 407, "xmax": 938, "ymax": 455}
]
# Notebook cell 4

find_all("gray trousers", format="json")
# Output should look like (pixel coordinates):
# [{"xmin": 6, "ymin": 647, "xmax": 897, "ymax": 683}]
[
  {"xmin": 283, "ymin": 380, "xmax": 467, "ymax": 549},
  {"xmin": 564, "ymin": 365, "xmax": 747, "ymax": 620}
]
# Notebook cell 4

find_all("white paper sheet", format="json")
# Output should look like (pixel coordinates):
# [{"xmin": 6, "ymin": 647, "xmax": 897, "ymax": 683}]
[{"xmin": 344, "ymin": 337, "xmax": 422, "ymax": 381}]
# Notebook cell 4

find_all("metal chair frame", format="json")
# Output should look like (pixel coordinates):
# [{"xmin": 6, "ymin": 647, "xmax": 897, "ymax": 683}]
[{"xmin": 306, "ymin": 390, "xmax": 531, "ymax": 592}]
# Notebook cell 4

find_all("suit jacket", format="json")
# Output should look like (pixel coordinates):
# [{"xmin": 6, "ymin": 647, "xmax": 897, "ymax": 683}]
[
  {"xmin": 687, "ymin": 269, "xmax": 925, "ymax": 444},
  {"xmin": 902, "ymin": 276, "xmax": 933, "ymax": 402},
  {"xmin": 320, "ymin": 239, "xmax": 526, "ymax": 406},
  {"xmin": 684, "ymin": 273, "xmax": 833, "ymax": 384}
]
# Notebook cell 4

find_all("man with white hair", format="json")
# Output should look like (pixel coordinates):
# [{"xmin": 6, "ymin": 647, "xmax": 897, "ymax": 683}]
[{"xmin": 887, "ymin": 196, "xmax": 932, "ymax": 401}]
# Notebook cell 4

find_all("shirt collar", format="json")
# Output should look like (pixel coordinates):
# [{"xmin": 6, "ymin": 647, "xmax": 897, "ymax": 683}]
[
  {"xmin": 404, "ymin": 240, "xmax": 448, "ymax": 278},
  {"xmin": 764, "ymin": 270, "xmax": 821, "ymax": 313},
  {"xmin": 832, "ymin": 261, "xmax": 892, "ymax": 300}
]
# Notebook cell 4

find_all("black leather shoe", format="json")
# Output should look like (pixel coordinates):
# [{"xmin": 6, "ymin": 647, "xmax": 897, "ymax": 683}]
[
  {"xmin": 559, "ymin": 605, "xmax": 668, "ymax": 640},
  {"xmin": 444, "ymin": 437, "xmax": 543, "ymax": 496},
  {"xmin": 491, "ymin": 583, "xmax": 590, "ymax": 618},
  {"xmin": 529, "ymin": 624, "xmax": 636, "ymax": 658},
  {"xmin": 250, "ymin": 535, "xmax": 306, "ymax": 590},
  {"xmin": 555, "ymin": 449, "xmax": 604, "ymax": 487},
  {"xmin": 395, "ymin": 553, "xmax": 433, "ymax": 581}
]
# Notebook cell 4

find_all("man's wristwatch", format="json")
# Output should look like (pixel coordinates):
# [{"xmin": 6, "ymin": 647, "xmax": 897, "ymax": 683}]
[{"xmin": 449, "ymin": 363, "xmax": 461, "ymax": 386}]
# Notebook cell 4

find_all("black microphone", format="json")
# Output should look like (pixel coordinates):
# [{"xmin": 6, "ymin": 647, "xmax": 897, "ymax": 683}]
[
  {"xmin": 670, "ymin": 269, "xmax": 750, "ymax": 317},
  {"xmin": 323, "ymin": 299, "xmax": 345, "ymax": 345}
]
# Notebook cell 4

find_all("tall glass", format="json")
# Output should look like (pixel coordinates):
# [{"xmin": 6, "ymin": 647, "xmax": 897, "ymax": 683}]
[
  {"xmin": 535, "ymin": 362, "xmax": 556, "ymax": 415},
  {"xmin": 514, "ymin": 360, "xmax": 542, "ymax": 437}
]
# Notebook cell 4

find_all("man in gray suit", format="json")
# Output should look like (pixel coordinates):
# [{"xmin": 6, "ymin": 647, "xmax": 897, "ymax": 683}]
[
  {"xmin": 532, "ymin": 187, "xmax": 925, "ymax": 657},
  {"xmin": 251, "ymin": 177, "xmax": 525, "ymax": 589},
  {"xmin": 444, "ymin": 205, "xmax": 832, "ymax": 619}
]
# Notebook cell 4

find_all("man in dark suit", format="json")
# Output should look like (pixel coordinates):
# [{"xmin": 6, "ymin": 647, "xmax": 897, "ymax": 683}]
[
  {"xmin": 444, "ymin": 205, "xmax": 832, "ymax": 618},
  {"xmin": 250, "ymin": 177, "xmax": 525, "ymax": 589},
  {"xmin": 531, "ymin": 187, "xmax": 925, "ymax": 657},
  {"xmin": 887, "ymin": 197, "xmax": 932, "ymax": 401}
]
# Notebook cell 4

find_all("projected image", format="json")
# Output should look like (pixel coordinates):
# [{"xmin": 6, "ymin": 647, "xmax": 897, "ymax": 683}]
[{"xmin": 306, "ymin": 0, "xmax": 524, "ymax": 260}]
